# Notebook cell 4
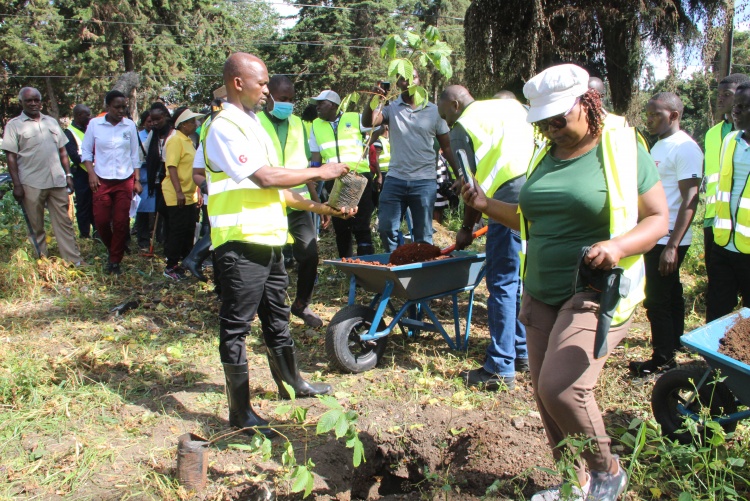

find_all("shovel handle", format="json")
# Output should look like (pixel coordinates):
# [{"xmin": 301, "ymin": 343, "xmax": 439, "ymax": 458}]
[{"xmin": 441, "ymin": 225, "xmax": 489, "ymax": 255}]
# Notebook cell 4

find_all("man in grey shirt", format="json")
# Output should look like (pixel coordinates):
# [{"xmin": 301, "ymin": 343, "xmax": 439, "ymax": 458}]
[
  {"xmin": 2, "ymin": 87, "xmax": 83, "ymax": 264},
  {"xmin": 363, "ymin": 70, "xmax": 459, "ymax": 251}
]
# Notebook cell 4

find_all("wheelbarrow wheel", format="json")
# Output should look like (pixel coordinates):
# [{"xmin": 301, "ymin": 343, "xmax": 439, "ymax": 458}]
[
  {"xmin": 651, "ymin": 367, "xmax": 738, "ymax": 444},
  {"xmin": 326, "ymin": 305, "xmax": 387, "ymax": 373}
]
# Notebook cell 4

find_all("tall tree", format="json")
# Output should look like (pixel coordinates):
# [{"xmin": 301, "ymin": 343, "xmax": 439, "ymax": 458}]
[{"xmin": 464, "ymin": 0, "xmax": 727, "ymax": 114}]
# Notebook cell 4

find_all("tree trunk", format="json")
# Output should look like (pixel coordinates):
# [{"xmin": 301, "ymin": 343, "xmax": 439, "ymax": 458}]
[
  {"xmin": 123, "ymin": 32, "xmax": 135, "ymax": 72},
  {"xmin": 44, "ymin": 77, "xmax": 60, "ymax": 119},
  {"xmin": 714, "ymin": 0, "xmax": 734, "ymax": 79}
]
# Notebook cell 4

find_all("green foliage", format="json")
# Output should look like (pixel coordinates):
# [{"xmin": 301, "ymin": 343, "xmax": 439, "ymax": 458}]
[{"xmin": 316, "ymin": 394, "xmax": 365, "ymax": 467}]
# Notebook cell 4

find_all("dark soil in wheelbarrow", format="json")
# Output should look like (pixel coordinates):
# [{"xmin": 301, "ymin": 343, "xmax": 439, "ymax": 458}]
[
  {"xmin": 719, "ymin": 315, "xmax": 750, "ymax": 366},
  {"xmin": 388, "ymin": 243, "xmax": 443, "ymax": 266}
]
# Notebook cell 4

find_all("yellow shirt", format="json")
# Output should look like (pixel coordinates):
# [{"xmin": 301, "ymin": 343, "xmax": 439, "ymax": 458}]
[{"xmin": 163, "ymin": 130, "xmax": 198, "ymax": 206}]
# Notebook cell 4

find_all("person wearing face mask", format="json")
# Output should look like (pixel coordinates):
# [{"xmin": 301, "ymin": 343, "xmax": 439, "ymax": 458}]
[
  {"xmin": 258, "ymin": 75, "xmax": 327, "ymax": 327},
  {"xmin": 162, "ymin": 106, "xmax": 203, "ymax": 279}
]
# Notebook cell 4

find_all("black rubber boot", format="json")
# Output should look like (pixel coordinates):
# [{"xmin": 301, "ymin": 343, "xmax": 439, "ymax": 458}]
[
  {"xmin": 222, "ymin": 362, "xmax": 277, "ymax": 438},
  {"xmin": 266, "ymin": 343, "xmax": 333, "ymax": 400},
  {"xmin": 183, "ymin": 233, "xmax": 211, "ymax": 281}
]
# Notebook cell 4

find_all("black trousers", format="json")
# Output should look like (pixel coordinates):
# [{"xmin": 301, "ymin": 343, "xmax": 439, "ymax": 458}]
[
  {"xmin": 135, "ymin": 212, "xmax": 155, "ymax": 249},
  {"xmin": 643, "ymin": 244, "xmax": 689, "ymax": 361},
  {"xmin": 164, "ymin": 204, "xmax": 197, "ymax": 267},
  {"xmin": 72, "ymin": 166, "xmax": 94, "ymax": 238},
  {"xmin": 287, "ymin": 210, "xmax": 318, "ymax": 306},
  {"xmin": 215, "ymin": 241, "xmax": 293, "ymax": 364},
  {"xmin": 706, "ymin": 243, "xmax": 750, "ymax": 321},
  {"xmin": 328, "ymin": 172, "xmax": 375, "ymax": 258},
  {"xmin": 704, "ymin": 226, "xmax": 714, "ymax": 272}
]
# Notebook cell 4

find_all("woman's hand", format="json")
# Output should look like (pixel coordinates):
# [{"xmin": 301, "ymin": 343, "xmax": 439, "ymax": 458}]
[
  {"xmin": 133, "ymin": 179, "xmax": 143, "ymax": 195},
  {"xmin": 176, "ymin": 191, "xmax": 186, "ymax": 208},
  {"xmin": 461, "ymin": 179, "xmax": 488, "ymax": 213},
  {"xmin": 585, "ymin": 240, "xmax": 625, "ymax": 270},
  {"xmin": 88, "ymin": 171, "xmax": 101, "ymax": 193}
]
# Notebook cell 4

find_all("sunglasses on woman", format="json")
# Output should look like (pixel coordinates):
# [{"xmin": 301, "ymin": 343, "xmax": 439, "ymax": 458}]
[{"xmin": 534, "ymin": 98, "xmax": 580, "ymax": 131}]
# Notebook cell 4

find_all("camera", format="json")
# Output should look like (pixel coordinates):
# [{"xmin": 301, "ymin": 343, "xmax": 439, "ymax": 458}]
[{"xmin": 381, "ymin": 81, "xmax": 391, "ymax": 92}]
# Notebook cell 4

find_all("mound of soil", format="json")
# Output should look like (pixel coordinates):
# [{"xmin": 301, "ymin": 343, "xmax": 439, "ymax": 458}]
[
  {"xmin": 719, "ymin": 315, "xmax": 750, "ymax": 366},
  {"xmin": 388, "ymin": 243, "xmax": 442, "ymax": 266}
]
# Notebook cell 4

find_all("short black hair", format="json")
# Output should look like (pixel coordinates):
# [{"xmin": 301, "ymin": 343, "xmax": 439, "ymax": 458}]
[
  {"xmin": 650, "ymin": 91, "xmax": 684, "ymax": 117},
  {"xmin": 736, "ymin": 81, "xmax": 750, "ymax": 94},
  {"xmin": 269, "ymin": 74, "xmax": 294, "ymax": 94},
  {"xmin": 719, "ymin": 73, "xmax": 750, "ymax": 86},
  {"xmin": 139, "ymin": 110, "xmax": 151, "ymax": 127},
  {"xmin": 105, "ymin": 90, "xmax": 126, "ymax": 105},
  {"xmin": 149, "ymin": 101, "xmax": 170, "ymax": 116}
]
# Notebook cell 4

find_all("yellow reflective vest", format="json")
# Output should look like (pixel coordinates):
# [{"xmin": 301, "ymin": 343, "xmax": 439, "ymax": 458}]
[
  {"xmin": 703, "ymin": 121, "xmax": 726, "ymax": 221},
  {"xmin": 714, "ymin": 131, "xmax": 750, "ymax": 253},
  {"xmin": 455, "ymin": 99, "xmax": 534, "ymax": 198},
  {"xmin": 312, "ymin": 112, "xmax": 368, "ymax": 173},
  {"xmin": 67, "ymin": 124, "xmax": 87, "ymax": 172},
  {"xmin": 258, "ymin": 112, "xmax": 311, "ymax": 202},
  {"xmin": 378, "ymin": 137, "xmax": 390, "ymax": 172},
  {"xmin": 519, "ymin": 128, "xmax": 646, "ymax": 326},
  {"xmin": 603, "ymin": 113, "xmax": 627, "ymax": 130},
  {"xmin": 203, "ymin": 110, "xmax": 288, "ymax": 248}
]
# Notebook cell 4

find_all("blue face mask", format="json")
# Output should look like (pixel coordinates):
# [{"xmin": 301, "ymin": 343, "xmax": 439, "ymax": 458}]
[{"xmin": 270, "ymin": 100, "xmax": 294, "ymax": 120}]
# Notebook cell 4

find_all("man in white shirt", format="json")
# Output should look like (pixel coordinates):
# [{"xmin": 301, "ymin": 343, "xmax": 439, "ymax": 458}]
[
  {"xmin": 630, "ymin": 92, "xmax": 702, "ymax": 375},
  {"xmin": 205, "ymin": 52, "xmax": 355, "ymax": 438}
]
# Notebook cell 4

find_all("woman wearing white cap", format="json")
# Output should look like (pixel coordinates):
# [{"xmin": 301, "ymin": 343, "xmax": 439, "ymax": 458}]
[
  {"xmin": 462, "ymin": 64, "xmax": 668, "ymax": 500},
  {"xmin": 162, "ymin": 106, "xmax": 203, "ymax": 279}
]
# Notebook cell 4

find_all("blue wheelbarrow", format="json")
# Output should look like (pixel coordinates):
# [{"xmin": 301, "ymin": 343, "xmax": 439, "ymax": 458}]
[
  {"xmin": 651, "ymin": 308, "xmax": 750, "ymax": 443},
  {"xmin": 324, "ymin": 251, "xmax": 487, "ymax": 373}
]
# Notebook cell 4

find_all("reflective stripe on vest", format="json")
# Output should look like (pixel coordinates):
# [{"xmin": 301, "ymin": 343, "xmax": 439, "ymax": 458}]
[
  {"xmin": 258, "ymin": 112, "xmax": 311, "ymax": 201},
  {"xmin": 704, "ymin": 121, "xmax": 725, "ymax": 219},
  {"xmin": 602, "ymin": 113, "xmax": 627, "ymax": 130},
  {"xmin": 378, "ymin": 137, "xmax": 390, "ymax": 171},
  {"xmin": 455, "ymin": 100, "xmax": 534, "ymax": 198},
  {"xmin": 519, "ymin": 128, "xmax": 646, "ymax": 326},
  {"xmin": 312, "ymin": 113, "xmax": 368, "ymax": 172},
  {"xmin": 714, "ymin": 131, "xmax": 750, "ymax": 253},
  {"xmin": 202, "ymin": 111, "xmax": 288, "ymax": 248},
  {"xmin": 67, "ymin": 124, "xmax": 87, "ymax": 172}
]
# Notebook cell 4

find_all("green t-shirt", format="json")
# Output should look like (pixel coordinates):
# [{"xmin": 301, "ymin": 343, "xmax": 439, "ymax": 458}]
[{"xmin": 519, "ymin": 142, "xmax": 659, "ymax": 306}]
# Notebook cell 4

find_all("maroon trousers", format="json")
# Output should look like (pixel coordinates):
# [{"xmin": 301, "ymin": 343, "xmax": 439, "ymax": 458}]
[{"xmin": 93, "ymin": 177, "xmax": 134, "ymax": 264}]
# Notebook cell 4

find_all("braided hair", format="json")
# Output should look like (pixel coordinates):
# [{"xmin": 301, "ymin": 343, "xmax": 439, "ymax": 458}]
[{"xmin": 579, "ymin": 89, "xmax": 604, "ymax": 137}]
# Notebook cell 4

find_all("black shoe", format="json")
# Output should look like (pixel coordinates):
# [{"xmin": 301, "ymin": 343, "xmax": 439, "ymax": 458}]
[
  {"xmin": 222, "ymin": 362, "xmax": 277, "ymax": 439},
  {"xmin": 515, "ymin": 358, "xmax": 530, "ymax": 373},
  {"xmin": 106, "ymin": 263, "xmax": 122, "ymax": 275},
  {"xmin": 629, "ymin": 357, "xmax": 676, "ymax": 376},
  {"xmin": 291, "ymin": 303, "xmax": 323, "ymax": 328},
  {"xmin": 266, "ymin": 343, "xmax": 332, "ymax": 400},
  {"xmin": 462, "ymin": 367, "xmax": 515, "ymax": 391}
]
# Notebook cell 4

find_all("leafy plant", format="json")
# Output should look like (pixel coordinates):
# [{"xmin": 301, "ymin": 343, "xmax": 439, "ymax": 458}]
[{"xmin": 225, "ymin": 384, "xmax": 364, "ymax": 498}]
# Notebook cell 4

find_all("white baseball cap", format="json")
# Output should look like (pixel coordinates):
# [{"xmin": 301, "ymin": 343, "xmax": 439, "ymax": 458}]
[
  {"xmin": 174, "ymin": 108, "xmax": 203, "ymax": 127},
  {"xmin": 523, "ymin": 64, "xmax": 589, "ymax": 123},
  {"xmin": 311, "ymin": 90, "xmax": 341, "ymax": 105}
]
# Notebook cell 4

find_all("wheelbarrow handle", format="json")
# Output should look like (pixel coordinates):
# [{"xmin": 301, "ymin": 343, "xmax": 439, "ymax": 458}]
[{"xmin": 441, "ymin": 225, "xmax": 489, "ymax": 255}]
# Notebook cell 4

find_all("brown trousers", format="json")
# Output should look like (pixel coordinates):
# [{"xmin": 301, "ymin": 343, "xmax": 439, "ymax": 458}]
[
  {"xmin": 22, "ymin": 185, "xmax": 82, "ymax": 263},
  {"xmin": 519, "ymin": 291, "xmax": 631, "ymax": 484}
]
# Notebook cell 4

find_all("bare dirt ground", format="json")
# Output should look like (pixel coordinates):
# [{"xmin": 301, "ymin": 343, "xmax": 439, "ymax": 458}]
[{"xmin": 0, "ymin": 224, "xmax": 714, "ymax": 500}]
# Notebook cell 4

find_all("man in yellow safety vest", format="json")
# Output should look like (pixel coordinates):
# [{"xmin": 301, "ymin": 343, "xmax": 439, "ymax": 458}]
[
  {"xmin": 203, "ymin": 53, "xmax": 355, "ymax": 438},
  {"xmin": 259, "ymin": 75, "xmax": 326, "ymax": 328},
  {"xmin": 64, "ymin": 104, "xmax": 95, "ymax": 238},
  {"xmin": 703, "ymin": 73, "xmax": 750, "ymax": 270},
  {"xmin": 706, "ymin": 80, "xmax": 750, "ymax": 321},
  {"xmin": 438, "ymin": 85, "xmax": 535, "ymax": 390}
]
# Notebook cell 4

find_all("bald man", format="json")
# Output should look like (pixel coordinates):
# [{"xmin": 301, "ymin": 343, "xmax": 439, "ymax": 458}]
[
  {"xmin": 204, "ymin": 53, "xmax": 355, "ymax": 437},
  {"xmin": 259, "ymin": 75, "xmax": 325, "ymax": 328},
  {"xmin": 64, "ymin": 104, "xmax": 94, "ymax": 238},
  {"xmin": 588, "ymin": 76, "xmax": 628, "ymax": 129},
  {"xmin": 438, "ymin": 85, "xmax": 535, "ymax": 390}
]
